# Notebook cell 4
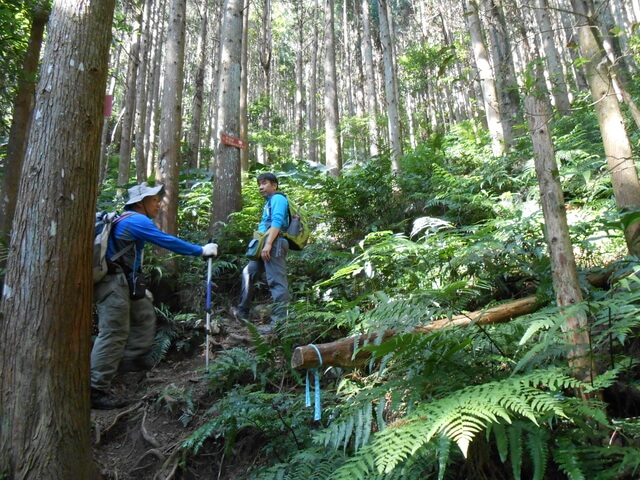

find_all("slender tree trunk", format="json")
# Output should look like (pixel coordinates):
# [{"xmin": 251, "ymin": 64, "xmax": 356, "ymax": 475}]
[
  {"xmin": 571, "ymin": 0, "xmax": 640, "ymax": 255},
  {"xmin": 294, "ymin": 2, "xmax": 306, "ymax": 161},
  {"xmin": 187, "ymin": 1, "xmax": 208, "ymax": 175},
  {"xmin": 156, "ymin": 0, "xmax": 187, "ymax": 246},
  {"xmin": 463, "ymin": 0, "xmax": 504, "ymax": 157},
  {"xmin": 0, "ymin": 2, "xmax": 49, "ymax": 252},
  {"xmin": 342, "ymin": 0, "xmax": 354, "ymax": 118},
  {"xmin": 0, "ymin": 0, "xmax": 115, "ymax": 476},
  {"xmin": 483, "ymin": 0, "xmax": 521, "ymax": 151},
  {"xmin": 135, "ymin": 0, "xmax": 153, "ymax": 183},
  {"xmin": 308, "ymin": 0, "xmax": 319, "ymax": 164},
  {"xmin": 378, "ymin": 0, "xmax": 402, "ymax": 170},
  {"xmin": 258, "ymin": 0, "xmax": 272, "ymax": 165},
  {"xmin": 523, "ymin": 46, "xmax": 592, "ymax": 379},
  {"xmin": 145, "ymin": 0, "xmax": 166, "ymax": 176},
  {"xmin": 631, "ymin": 0, "xmax": 640, "ymax": 22},
  {"xmin": 324, "ymin": 0, "xmax": 342, "ymax": 174},
  {"xmin": 240, "ymin": 0, "xmax": 250, "ymax": 171},
  {"xmin": 533, "ymin": 0, "xmax": 572, "ymax": 113},
  {"xmin": 211, "ymin": 0, "xmax": 244, "ymax": 233},
  {"xmin": 117, "ymin": 9, "xmax": 141, "ymax": 190},
  {"xmin": 362, "ymin": 0, "xmax": 379, "ymax": 157}
]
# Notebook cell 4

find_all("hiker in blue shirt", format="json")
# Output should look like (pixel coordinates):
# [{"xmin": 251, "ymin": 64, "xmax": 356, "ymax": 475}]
[
  {"xmin": 91, "ymin": 182, "xmax": 218, "ymax": 409},
  {"xmin": 232, "ymin": 173, "xmax": 291, "ymax": 333}
]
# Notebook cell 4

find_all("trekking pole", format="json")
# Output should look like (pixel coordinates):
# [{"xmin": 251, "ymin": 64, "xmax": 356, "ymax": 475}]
[
  {"xmin": 205, "ymin": 254, "xmax": 212, "ymax": 370},
  {"xmin": 204, "ymin": 237, "xmax": 217, "ymax": 370}
]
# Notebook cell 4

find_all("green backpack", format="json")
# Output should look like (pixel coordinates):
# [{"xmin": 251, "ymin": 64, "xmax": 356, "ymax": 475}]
[{"xmin": 274, "ymin": 192, "xmax": 310, "ymax": 251}]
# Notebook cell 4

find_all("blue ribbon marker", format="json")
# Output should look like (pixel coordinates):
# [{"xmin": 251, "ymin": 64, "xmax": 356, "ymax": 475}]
[{"xmin": 305, "ymin": 344, "xmax": 323, "ymax": 421}]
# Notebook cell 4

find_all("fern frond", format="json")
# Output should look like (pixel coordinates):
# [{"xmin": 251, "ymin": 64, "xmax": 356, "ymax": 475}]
[
  {"xmin": 330, "ymin": 370, "xmax": 585, "ymax": 477},
  {"xmin": 508, "ymin": 425, "xmax": 523, "ymax": 480},
  {"xmin": 526, "ymin": 426, "xmax": 549, "ymax": 480}
]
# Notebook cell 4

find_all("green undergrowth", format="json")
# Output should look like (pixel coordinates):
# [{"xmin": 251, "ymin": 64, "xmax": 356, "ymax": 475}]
[{"xmin": 97, "ymin": 108, "xmax": 640, "ymax": 478}]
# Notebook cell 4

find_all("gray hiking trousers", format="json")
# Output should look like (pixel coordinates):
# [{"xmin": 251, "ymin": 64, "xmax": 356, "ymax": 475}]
[
  {"xmin": 239, "ymin": 236, "xmax": 290, "ymax": 321},
  {"xmin": 91, "ymin": 272, "xmax": 156, "ymax": 391}
]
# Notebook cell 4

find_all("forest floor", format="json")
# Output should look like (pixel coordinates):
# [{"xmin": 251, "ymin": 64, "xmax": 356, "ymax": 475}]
[{"xmin": 91, "ymin": 309, "xmax": 273, "ymax": 480}]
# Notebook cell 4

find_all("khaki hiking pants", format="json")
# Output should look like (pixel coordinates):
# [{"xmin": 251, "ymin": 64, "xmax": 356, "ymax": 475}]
[{"xmin": 91, "ymin": 272, "xmax": 156, "ymax": 391}]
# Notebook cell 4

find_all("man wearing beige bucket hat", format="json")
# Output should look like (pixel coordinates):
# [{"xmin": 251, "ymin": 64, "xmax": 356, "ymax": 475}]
[{"xmin": 91, "ymin": 182, "xmax": 218, "ymax": 409}]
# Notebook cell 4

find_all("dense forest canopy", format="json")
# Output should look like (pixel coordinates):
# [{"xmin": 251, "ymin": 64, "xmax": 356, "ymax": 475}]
[{"xmin": 1, "ymin": 0, "xmax": 640, "ymax": 478}]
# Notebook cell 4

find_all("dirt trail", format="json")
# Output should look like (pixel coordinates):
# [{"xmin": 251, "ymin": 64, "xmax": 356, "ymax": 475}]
[{"xmin": 92, "ymin": 313, "xmax": 262, "ymax": 479}]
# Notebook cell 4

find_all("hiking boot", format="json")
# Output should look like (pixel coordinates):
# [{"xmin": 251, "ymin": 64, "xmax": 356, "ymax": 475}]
[
  {"xmin": 118, "ymin": 357, "xmax": 155, "ymax": 373},
  {"xmin": 91, "ymin": 388, "xmax": 129, "ymax": 410}
]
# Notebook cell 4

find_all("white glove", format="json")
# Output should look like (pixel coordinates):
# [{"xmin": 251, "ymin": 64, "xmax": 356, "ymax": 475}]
[{"xmin": 202, "ymin": 243, "xmax": 218, "ymax": 257}]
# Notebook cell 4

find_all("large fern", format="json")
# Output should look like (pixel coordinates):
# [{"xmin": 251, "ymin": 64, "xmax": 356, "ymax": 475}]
[{"xmin": 328, "ymin": 370, "xmax": 591, "ymax": 479}]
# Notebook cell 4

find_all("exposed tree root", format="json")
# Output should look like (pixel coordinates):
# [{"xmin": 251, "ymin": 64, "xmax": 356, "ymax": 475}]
[
  {"xmin": 94, "ymin": 401, "xmax": 144, "ymax": 446},
  {"xmin": 141, "ymin": 406, "xmax": 161, "ymax": 448},
  {"xmin": 130, "ymin": 448, "xmax": 165, "ymax": 473},
  {"xmin": 153, "ymin": 446, "xmax": 186, "ymax": 480}
]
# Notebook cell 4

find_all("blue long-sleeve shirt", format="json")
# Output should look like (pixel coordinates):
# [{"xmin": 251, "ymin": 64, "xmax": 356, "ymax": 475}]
[
  {"xmin": 259, "ymin": 193, "xmax": 289, "ymax": 233},
  {"xmin": 108, "ymin": 212, "xmax": 203, "ymax": 272}
]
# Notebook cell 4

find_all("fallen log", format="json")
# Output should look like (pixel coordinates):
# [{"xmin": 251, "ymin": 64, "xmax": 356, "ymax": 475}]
[{"xmin": 291, "ymin": 296, "xmax": 542, "ymax": 370}]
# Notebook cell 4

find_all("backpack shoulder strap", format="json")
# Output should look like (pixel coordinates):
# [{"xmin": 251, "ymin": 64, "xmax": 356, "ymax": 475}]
[
  {"xmin": 271, "ymin": 192, "xmax": 291, "ymax": 220},
  {"xmin": 110, "ymin": 212, "xmax": 136, "ymax": 261}
]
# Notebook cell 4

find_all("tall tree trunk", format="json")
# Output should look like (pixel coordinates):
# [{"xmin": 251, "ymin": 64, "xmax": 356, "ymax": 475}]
[
  {"xmin": 378, "ymin": 0, "xmax": 402, "ymax": 170},
  {"xmin": 324, "ymin": 0, "xmax": 342, "ymax": 174},
  {"xmin": 533, "ymin": 0, "xmax": 572, "ymax": 113},
  {"xmin": 145, "ymin": 0, "xmax": 166, "ymax": 176},
  {"xmin": 571, "ymin": 0, "xmax": 640, "ymax": 255},
  {"xmin": 483, "ymin": 0, "xmax": 521, "ymax": 151},
  {"xmin": 187, "ymin": 1, "xmax": 208, "ymax": 176},
  {"xmin": 362, "ymin": 0, "xmax": 379, "ymax": 157},
  {"xmin": 342, "ymin": 0, "xmax": 354, "ymax": 118},
  {"xmin": 117, "ymin": 9, "xmax": 141, "ymax": 191},
  {"xmin": 294, "ymin": 1, "xmax": 306, "ymax": 161},
  {"xmin": 0, "ymin": 2, "xmax": 49, "ymax": 253},
  {"xmin": 522, "ymin": 35, "xmax": 592, "ymax": 380},
  {"xmin": 240, "ymin": 0, "xmax": 250, "ymax": 171},
  {"xmin": 156, "ymin": 0, "xmax": 187, "ymax": 247},
  {"xmin": 258, "ymin": 0, "xmax": 272, "ymax": 165},
  {"xmin": 463, "ymin": 0, "xmax": 504, "ymax": 157},
  {"xmin": 0, "ymin": 0, "xmax": 115, "ymax": 476},
  {"xmin": 211, "ymin": 0, "xmax": 244, "ymax": 233},
  {"xmin": 135, "ymin": 0, "xmax": 153, "ymax": 183},
  {"xmin": 308, "ymin": 0, "xmax": 319, "ymax": 164}
]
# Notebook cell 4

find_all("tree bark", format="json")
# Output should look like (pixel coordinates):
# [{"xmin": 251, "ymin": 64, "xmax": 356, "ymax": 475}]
[
  {"xmin": 258, "ymin": 0, "xmax": 272, "ymax": 165},
  {"xmin": 570, "ymin": 0, "xmax": 640, "ymax": 255},
  {"xmin": 145, "ymin": 0, "xmax": 167, "ymax": 176},
  {"xmin": 291, "ymin": 296, "xmax": 541, "ymax": 369},
  {"xmin": 521, "ymin": 26, "xmax": 593, "ymax": 378},
  {"xmin": 308, "ymin": 0, "xmax": 319, "ymax": 164},
  {"xmin": 463, "ymin": 0, "xmax": 505, "ymax": 157},
  {"xmin": 240, "ymin": 0, "xmax": 250, "ymax": 171},
  {"xmin": 533, "ymin": 0, "xmax": 572, "ymax": 113},
  {"xmin": 211, "ymin": 0, "xmax": 244, "ymax": 233},
  {"xmin": 0, "ymin": 2, "xmax": 49, "ymax": 253},
  {"xmin": 324, "ymin": 0, "xmax": 342, "ymax": 175},
  {"xmin": 378, "ymin": 0, "xmax": 402, "ymax": 170},
  {"xmin": 117, "ymin": 8, "xmax": 141, "ymax": 190},
  {"xmin": 0, "ymin": 0, "xmax": 115, "ymax": 476},
  {"xmin": 483, "ymin": 0, "xmax": 521, "ymax": 151},
  {"xmin": 187, "ymin": 0, "xmax": 209, "ymax": 175},
  {"xmin": 134, "ymin": 0, "xmax": 153, "ymax": 183},
  {"xmin": 156, "ymin": 0, "xmax": 187, "ymax": 247},
  {"xmin": 294, "ymin": 1, "xmax": 306, "ymax": 161},
  {"xmin": 362, "ymin": 0, "xmax": 379, "ymax": 157}
]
